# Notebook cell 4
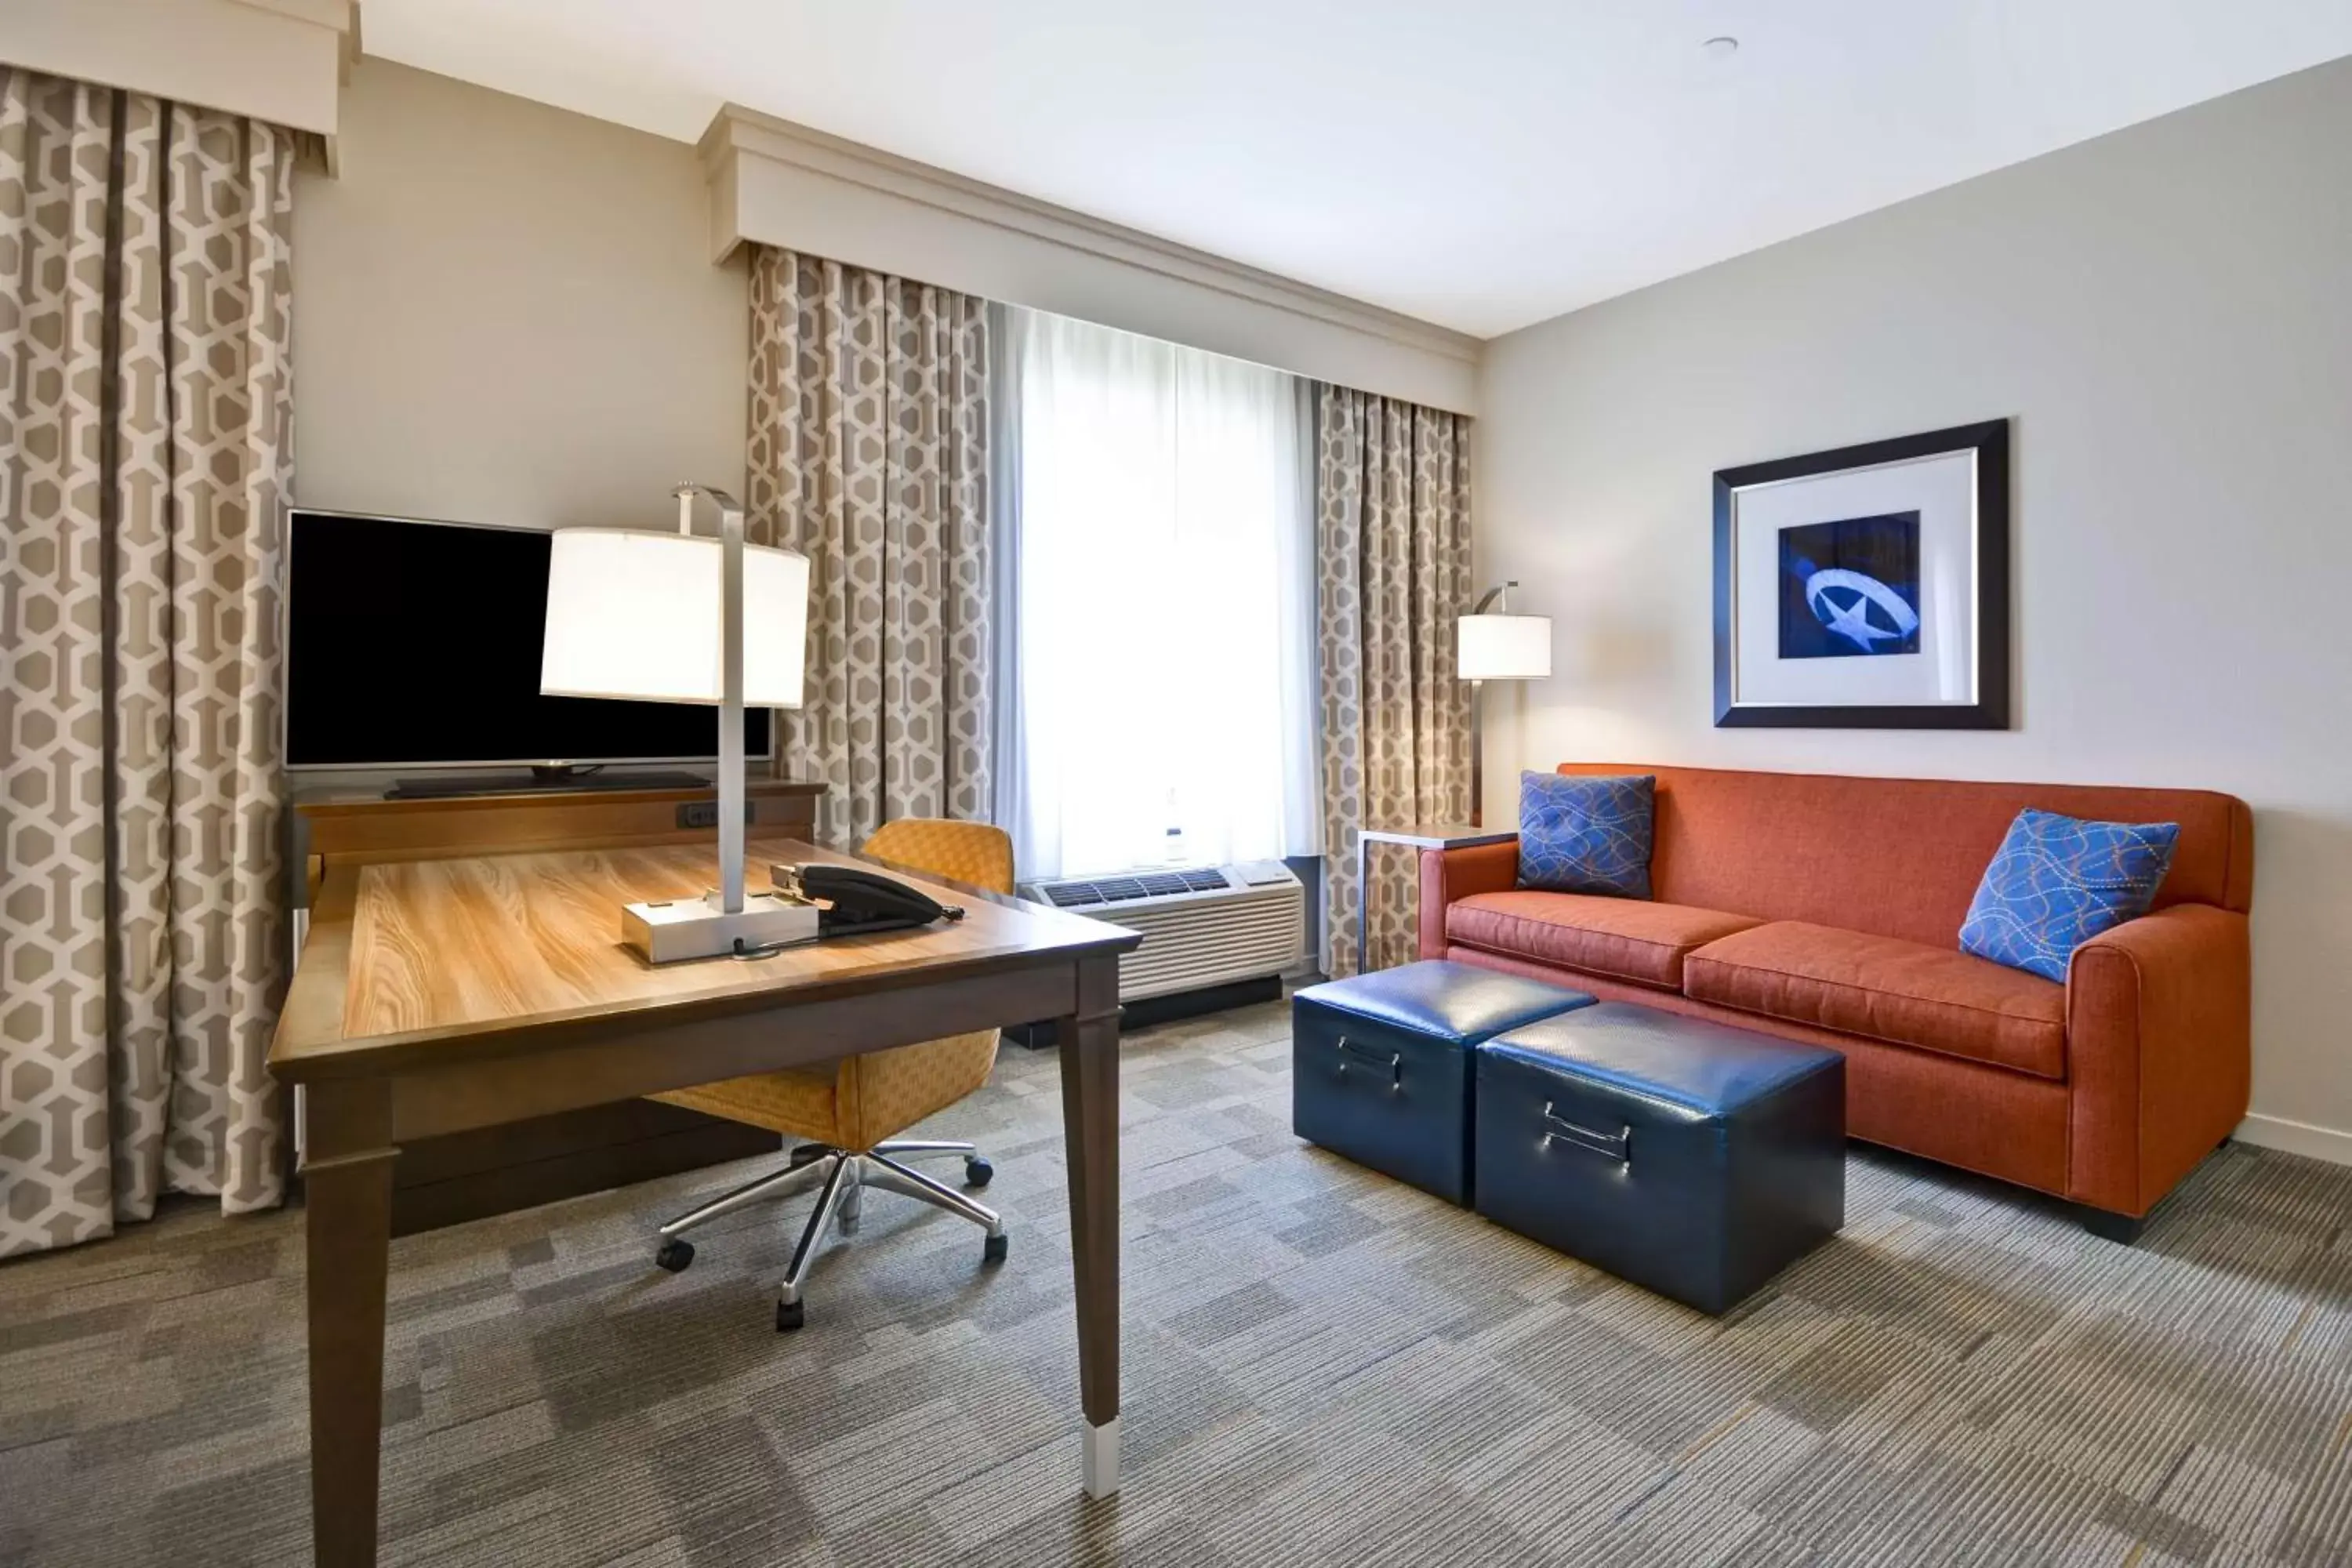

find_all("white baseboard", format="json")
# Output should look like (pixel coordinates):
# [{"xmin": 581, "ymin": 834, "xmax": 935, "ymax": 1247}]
[{"xmin": 2233, "ymin": 1112, "xmax": 2352, "ymax": 1167}]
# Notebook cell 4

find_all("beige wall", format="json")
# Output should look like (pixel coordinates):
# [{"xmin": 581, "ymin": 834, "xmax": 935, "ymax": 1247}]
[
  {"xmin": 293, "ymin": 60, "xmax": 746, "ymax": 530},
  {"xmin": 1476, "ymin": 57, "xmax": 2352, "ymax": 1160}
]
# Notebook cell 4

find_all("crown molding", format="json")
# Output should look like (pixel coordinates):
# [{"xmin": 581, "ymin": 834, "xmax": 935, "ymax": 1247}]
[
  {"xmin": 699, "ymin": 103, "xmax": 1480, "ymax": 376},
  {"xmin": 0, "ymin": 0, "xmax": 357, "ymax": 140},
  {"xmin": 231, "ymin": 0, "xmax": 358, "ymax": 77},
  {"xmin": 225, "ymin": 0, "xmax": 350, "ymax": 30}
]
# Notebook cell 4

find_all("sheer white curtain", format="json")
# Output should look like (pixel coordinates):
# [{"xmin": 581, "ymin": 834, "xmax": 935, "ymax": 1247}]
[{"xmin": 996, "ymin": 307, "xmax": 1320, "ymax": 880}]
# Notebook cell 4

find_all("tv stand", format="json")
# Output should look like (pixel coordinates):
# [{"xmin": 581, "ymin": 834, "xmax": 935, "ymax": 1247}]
[{"xmin": 386, "ymin": 768, "xmax": 711, "ymax": 800}]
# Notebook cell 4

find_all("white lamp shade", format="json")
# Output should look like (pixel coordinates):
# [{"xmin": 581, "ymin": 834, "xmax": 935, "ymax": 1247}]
[
  {"xmin": 1457, "ymin": 612, "xmax": 1553, "ymax": 681},
  {"xmin": 539, "ymin": 528, "xmax": 809, "ymax": 707}
]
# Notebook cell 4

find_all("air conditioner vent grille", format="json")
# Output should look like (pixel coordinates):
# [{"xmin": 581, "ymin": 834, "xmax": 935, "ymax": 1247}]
[
  {"xmin": 1022, "ymin": 862, "xmax": 1305, "ymax": 1003},
  {"xmin": 1038, "ymin": 866, "xmax": 1232, "ymax": 907}
]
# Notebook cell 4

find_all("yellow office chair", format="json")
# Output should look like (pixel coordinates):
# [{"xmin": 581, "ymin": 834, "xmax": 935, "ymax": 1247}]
[{"xmin": 647, "ymin": 818, "xmax": 1017, "ymax": 1330}]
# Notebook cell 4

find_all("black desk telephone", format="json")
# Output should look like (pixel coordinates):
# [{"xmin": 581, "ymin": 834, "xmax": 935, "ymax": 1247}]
[{"xmin": 774, "ymin": 863, "xmax": 965, "ymax": 938}]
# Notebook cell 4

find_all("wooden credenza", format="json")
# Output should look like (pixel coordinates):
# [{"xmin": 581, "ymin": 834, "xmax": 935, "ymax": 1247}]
[{"xmin": 291, "ymin": 777, "xmax": 826, "ymax": 1235}]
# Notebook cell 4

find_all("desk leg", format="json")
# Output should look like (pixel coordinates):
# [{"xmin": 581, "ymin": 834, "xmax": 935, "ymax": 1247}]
[
  {"xmin": 1059, "ymin": 953, "xmax": 1122, "ymax": 1497},
  {"xmin": 302, "ymin": 1083, "xmax": 397, "ymax": 1568}
]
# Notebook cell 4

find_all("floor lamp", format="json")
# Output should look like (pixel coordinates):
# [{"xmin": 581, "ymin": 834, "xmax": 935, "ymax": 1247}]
[
  {"xmin": 539, "ymin": 484, "xmax": 816, "ymax": 962},
  {"xmin": 1457, "ymin": 581, "xmax": 1553, "ymax": 827}
]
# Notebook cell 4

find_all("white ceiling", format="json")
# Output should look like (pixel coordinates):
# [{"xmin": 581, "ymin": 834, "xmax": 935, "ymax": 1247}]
[{"xmin": 360, "ymin": 1, "xmax": 2352, "ymax": 339}]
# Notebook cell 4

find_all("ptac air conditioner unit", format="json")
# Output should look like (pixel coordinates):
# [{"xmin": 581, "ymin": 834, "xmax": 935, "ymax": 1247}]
[{"xmin": 1020, "ymin": 862, "xmax": 1306, "ymax": 1004}]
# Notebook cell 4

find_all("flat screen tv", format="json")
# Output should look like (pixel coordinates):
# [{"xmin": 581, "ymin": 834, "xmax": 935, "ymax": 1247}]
[{"xmin": 286, "ymin": 509, "xmax": 772, "ymax": 771}]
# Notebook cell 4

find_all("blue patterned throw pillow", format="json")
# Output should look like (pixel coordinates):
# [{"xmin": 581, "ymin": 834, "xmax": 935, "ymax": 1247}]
[
  {"xmin": 1517, "ymin": 771, "xmax": 1655, "ymax": 899},
  {"xmin": 1958, "ymin": 808, "xmax": 2181, "ymax": 982}
]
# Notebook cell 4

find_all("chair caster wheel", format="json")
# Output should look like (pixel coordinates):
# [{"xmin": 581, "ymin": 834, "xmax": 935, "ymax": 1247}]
[
  {"xmin": 983, "ymin": 1232, "xmax": 1008, "ymax": 1265},
  {"xmin": 965, "ymin": 1156, "xmax": 994, "ymax": 1189},
  {"xmin": 655, "ymin": 1239, "xmax": 694, "ymax": 1273},
  {"xmin": 776, "ymin": 1300, "xmax": 805, "ymax": 1332}
]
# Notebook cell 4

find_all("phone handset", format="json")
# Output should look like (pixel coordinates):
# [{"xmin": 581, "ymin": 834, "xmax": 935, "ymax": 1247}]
[{"xmin": 771, "ymin": 863, "xmax": 964, "ymax": 936}]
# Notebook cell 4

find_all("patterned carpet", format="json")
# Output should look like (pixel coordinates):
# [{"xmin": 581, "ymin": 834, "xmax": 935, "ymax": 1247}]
[{"xmin": 5, "ymin": 997, "xmax": 2352, "ymax": 1567}]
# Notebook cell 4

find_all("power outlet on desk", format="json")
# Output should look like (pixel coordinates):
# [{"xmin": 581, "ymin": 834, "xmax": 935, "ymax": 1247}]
[{"xmin": 676, "ymin": 801, "xmax": 758, "ymax": 829}]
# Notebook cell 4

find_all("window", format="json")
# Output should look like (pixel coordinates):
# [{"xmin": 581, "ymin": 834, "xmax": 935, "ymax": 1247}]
[{"xmin": 994, "ymin": 308, "xmax": 1320, "ymax": 880}]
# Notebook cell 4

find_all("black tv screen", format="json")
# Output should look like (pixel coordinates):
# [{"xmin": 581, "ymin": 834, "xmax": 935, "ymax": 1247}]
[{"xmin": 286, "ymin": 510, "xmax": 772, "ymax": 769}]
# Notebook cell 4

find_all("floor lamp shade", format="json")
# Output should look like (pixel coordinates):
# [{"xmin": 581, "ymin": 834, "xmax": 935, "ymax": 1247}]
[
  {"xmin": 540, "ymin": 528, "xmax": 809, "ymax": 709},
  {"xmin": 1457, "ymin": 613, "xmax": 1553, "ymax": 681},
  {"xmin": 1458, "ymin": 604, "xmax": 1551, "ymax": 831}
]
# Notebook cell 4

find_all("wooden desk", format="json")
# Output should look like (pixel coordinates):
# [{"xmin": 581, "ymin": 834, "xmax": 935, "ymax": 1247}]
[
  {"xmin": 270, "ymin": 837, "xmax": 1140, "ymax": 1568},
  {"xmin": 292, "ymin": 779, "xmax": 829, "ymax": 1233}
]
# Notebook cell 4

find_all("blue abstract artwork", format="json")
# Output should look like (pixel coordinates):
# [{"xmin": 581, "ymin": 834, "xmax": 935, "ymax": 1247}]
[{"xmin": 1777, "ymin": 512, "xmax": 1922, "ymax": 659}]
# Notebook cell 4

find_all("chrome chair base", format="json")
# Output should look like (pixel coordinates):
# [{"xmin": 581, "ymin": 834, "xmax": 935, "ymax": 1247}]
[{"xmin": 652, "ymin": 1138, "xmax": 1004, "ymax": 1330}]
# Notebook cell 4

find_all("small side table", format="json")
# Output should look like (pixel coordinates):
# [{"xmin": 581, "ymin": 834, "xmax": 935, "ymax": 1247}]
[{"xmin": 1355, "ymin": 822, "xmax": 1518, "ymax": 974}]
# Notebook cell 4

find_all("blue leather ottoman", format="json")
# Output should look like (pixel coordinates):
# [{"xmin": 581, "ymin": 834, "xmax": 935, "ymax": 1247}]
[
  {"xmin": 1475, "ymin": 1003, "xmax": 1845, "ymax": 1313},
  {"xmin": 1293, "ymin": 960, "xmax": 1594, "ymax": 1205}
]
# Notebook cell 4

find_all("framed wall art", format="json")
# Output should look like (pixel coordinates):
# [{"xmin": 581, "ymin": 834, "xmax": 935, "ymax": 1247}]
[{"xmin": 1712, "ymin": 419, "xmax": 2009, "ymax": 728}]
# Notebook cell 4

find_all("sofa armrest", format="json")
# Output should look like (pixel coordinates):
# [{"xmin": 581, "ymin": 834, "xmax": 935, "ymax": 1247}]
[
  {"xmin": 1417, "ymin": 840, "xmax": 1519, "ymax": 960},
  {"xmin": 2065, "ymin": 903, "xmax": 2250, "ymax": 1217}
]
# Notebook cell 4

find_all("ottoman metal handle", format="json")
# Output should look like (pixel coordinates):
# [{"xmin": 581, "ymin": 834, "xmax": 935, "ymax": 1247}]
[
  {"xmin": 1542, "ymin": 1102, "xmax": 1631, "ymax": 1162},
  {"xmin": 1334, "ymin": 1036, "xmax": 1402, "ymax": 1090}
]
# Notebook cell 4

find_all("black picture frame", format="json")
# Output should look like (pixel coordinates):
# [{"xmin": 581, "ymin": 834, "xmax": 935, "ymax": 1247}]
[{"xmin": 1712, "ymin": 418, "xmax": 2010, "ymax": 729}]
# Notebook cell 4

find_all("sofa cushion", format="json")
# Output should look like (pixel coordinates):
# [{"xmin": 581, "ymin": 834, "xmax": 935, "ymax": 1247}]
[
  {"xmin": 1684, "ymin": 921, "xmax": 2067, "ymax": 1080},
  {"xmin": 1958, "ymin": 808, "xmax": 2182, "ymax": 982},
  {"xmin": 1518, "ymin": 771, "xmax": 1655, "ymax": 898},
  {"xmin": 1447, "ymin": 891, "xmax": 1763, "ymax": 991}
]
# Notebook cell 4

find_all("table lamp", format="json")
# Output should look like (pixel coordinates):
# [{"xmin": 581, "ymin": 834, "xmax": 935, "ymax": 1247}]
[
  {"xmin": 540, "ymin": 484, "xmax": 817, "ymax": 961},
  {"xmin": 1457, "ymin": 580, "xmax": 1552, "ymax": 826}
]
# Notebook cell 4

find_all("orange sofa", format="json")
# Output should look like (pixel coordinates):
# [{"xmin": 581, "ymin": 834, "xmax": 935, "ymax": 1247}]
[{"xmin": 1418, "ymin": 764, "xmax": 2254, "ymax": 1236}]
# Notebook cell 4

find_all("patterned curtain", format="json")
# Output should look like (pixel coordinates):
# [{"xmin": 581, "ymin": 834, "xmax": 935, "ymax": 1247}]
[
  {"xmin": 1316, "ymin": 386, "xmax": 1474, "ymax": 977},
  {"xmin": 746, "ymin": 247, "xmax": 991, "ymax": 849},
  {"xmin": 0, "ymin": 71, "xmax": 296, "ymax": 1258}
]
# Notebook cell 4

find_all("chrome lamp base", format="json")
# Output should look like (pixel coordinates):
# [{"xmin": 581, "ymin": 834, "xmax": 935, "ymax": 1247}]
[{"xmin": 622, "ymin": 889, "xmax": 818, "ymax": 963}]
